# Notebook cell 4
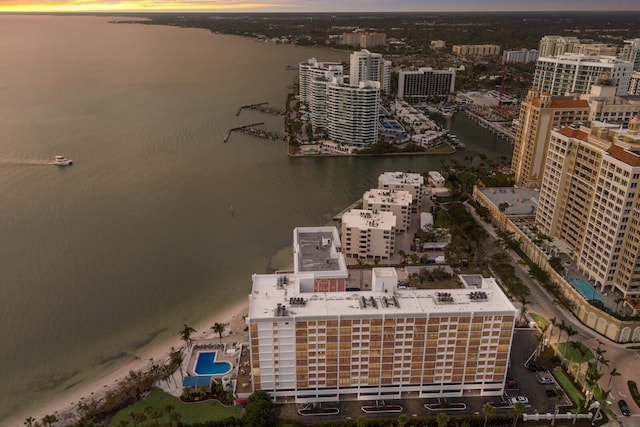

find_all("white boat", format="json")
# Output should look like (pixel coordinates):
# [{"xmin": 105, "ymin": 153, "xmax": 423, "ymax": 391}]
[{"xmin": 54, "ymin": 155, "xmax": 73, "ymax": 166}]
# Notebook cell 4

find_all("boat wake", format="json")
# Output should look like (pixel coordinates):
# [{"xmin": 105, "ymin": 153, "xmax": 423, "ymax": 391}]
[{"xmin": 0, "ymin": 159, "xmax": 58, "ymax": 166}]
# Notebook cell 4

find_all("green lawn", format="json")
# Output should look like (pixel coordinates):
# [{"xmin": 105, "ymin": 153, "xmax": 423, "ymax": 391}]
[
  {"xmin": 557, "ymin": 342, "xmax": 594, "ymax": 363},
  {"xmin": 109, "ymin": 388, "xmax": 242, "ymax": 426},
  {"xmin": 528, "ymin": 313, "xmax": 549, "ymax": 330},
  {"xmin": 552, "ymin": 369, "xmax": 585, "ymax": 411}
]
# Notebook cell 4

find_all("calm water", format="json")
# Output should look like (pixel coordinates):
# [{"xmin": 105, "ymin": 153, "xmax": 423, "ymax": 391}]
[{"xmin": 0, "ymin": 15, "xmax": 512, "ymax": 423}]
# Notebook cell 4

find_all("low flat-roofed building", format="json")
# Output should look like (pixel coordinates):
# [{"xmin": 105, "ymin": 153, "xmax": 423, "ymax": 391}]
[
  {"xmin": 341, "ymin": 209, "xmax": 396, "ymax": 260},
  {"xmin": 247, "ymin": 270, "xmax": 517, "ymax": 402},
  {"xmin": 428, "ymin": 170, "xmax": 445, "ymax": 188},
  {"xmin": 378, "ymin": 171, "xmax": 424, "ymax": 209},
  {"xmin": 363, "ymin": 188, "xmax": 412, "ymax": 232},
  {"xmin": 293, "ymin": 227, "xmax": 348, "ymax": 292},
  {"xmin": 473, "ymin": 187, "xmax": 539, "ymax": 220}
]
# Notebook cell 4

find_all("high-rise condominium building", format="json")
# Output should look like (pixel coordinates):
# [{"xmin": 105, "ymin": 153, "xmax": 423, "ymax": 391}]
[
  {"xmin": 532, "ymin": 54, "xmax": 633, "ymax": 96},
  {"xmin": 451, "ymin": 45, "xmax": 500, "ymax": 57},
  {"xmin": 502, "ymin": 49, "xmax": 538, "ymax": 64},
  {"xmin": 538, "ymin": 36, "xmax": 580, "ymax": 57},
  {"xmin": 512, "ymin": 82, "xmax": 640, "ymax": 188},
  {"xmin": 397, "ymin": 68, "xmax": 456, "ymax": 103},
  {"xmin": 324, "ymin": 79, "xmax": 380, "ymax": 146},
  {"xmin": 378, "ymin": 172, "xmax": 425, "ymax": 210},
  {"xmin": 511, "ymin": 88, "xmax": 590, "ymax": 188},
  {"xmin": 362, "ymin": 188, "xmax": 412, "ymax": 232},
  {"xmin": 620, "ymin": 38, "xmax": 640, "ymax": 71},
  {"xmin": 573, "ymin": 43, "xmax": 618, "ymax": 57},
  {"xmin": 298, "ymin": 58, "xmax": 343, "ymax": 104},
  {"xmin": 248, "ymin": 251, "xmax": 517, "ymax": 402},
  {"xmin": 341, "ymin": 209, "xmax": 396, "ymax": 260},
  {"xmin": 350, "ymin": 49, "xmax": 391, "ymax": 94},
  {"xmin": 536, "ymin": 118, "xmax": 640, "ymax": 297}
]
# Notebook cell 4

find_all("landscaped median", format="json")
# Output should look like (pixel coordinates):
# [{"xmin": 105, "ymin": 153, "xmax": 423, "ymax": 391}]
[{"xmin": 552, "ymin": 369, "xmax": 585, "ymax": 410}]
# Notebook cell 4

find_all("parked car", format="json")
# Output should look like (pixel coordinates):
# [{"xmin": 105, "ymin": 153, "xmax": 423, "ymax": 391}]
[
  {"xmin": 505, "ymin": 375, "xmax": 518, "ymax": 388},
  {"xmin": 618, "ymin": 399, "xmax": 631, "ymax": 416},
  {"xmin": 538, "ymin": 377, "xmax": 554, "ymax": 384},
  {"xmin": 508, "ymin": 396, "xmax": 529, "ymax": 405},
  {"xmin": 527, "ymin": 363, "xmax": 546, "ymax": 372},
  {"xmin": 545, "ymin": 389, "xmax": 557, "ymax": 398}
]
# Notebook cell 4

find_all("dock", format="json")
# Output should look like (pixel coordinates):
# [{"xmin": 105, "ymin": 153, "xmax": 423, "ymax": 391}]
[
  {"xmin": 236, "ymin": 102, "xmax": 285, "ymax": 117},
  {"xmin": 224, "ymin": 122, "xmax": 264, "ymax": 142},
  {"xmin": 333, "ymin": 198, "xmax": 363, "ymax": 221}
]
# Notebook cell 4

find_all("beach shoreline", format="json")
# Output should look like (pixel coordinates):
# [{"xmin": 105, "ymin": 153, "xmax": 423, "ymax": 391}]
[{"xmin": 9, "ymin": 297, "xmax": 250, "ymax": 427}]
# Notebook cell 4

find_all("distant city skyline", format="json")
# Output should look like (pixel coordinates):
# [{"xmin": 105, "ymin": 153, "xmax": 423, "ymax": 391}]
[{"xmin": 1, "ymin": 0, "xmax": 640, "ymax": 13}]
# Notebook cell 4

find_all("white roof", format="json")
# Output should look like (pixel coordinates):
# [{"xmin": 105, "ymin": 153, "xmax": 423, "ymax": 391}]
[{"xmin": 342, "ymin": 209, "xmax": 396, "ymax": 231}]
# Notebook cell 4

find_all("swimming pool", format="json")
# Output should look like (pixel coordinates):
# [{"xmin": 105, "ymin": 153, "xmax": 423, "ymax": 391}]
[
  {"xmin": 568, "ymin": 278, "xmax": 603, "ymax": 302},
  {"xmin": 194, "ymin": 351, "xmax": 233, "ymax": 376}
]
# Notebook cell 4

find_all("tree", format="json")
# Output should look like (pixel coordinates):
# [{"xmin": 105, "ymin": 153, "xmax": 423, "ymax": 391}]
[
  {"xmin": 397, "ymin": 414, "xmax": 409, "ymax": 427},
  {"xmin": 556, "ymin": 319, "xmax": 567, "ymax": 347},
  {"xmin": 24, "ymin": 417, "xmax": 35, "ymax": 427},
  {"xmin": 483, "ymin": 402, "xmax": 495, "ymax": 427},
  {"xmin": 436, "ymin": 412, "xmax": 451, "ymax": 427},
  {"xmin": 41, "ymin": 415, "xmax": 57, "ymax": 427},
  {"xmin": 179, "ymin": 324, "xmax": 196, "ymax": 349},
  {"xmin": 562, "ymin": 326, "xmax": 578, "ymax": 368},
  {"xmin": 511, "ymin": 402, "xmax": 526, "ymax": 427},
  {"xmin": 548, "ymin": 316, "xmax": 557, "ymax": 344},
  {"xmin": 607, "ymin": 367, "xmax": 621, "ymax": 390},
  {"xmin": 244, "ymin": 390, "xmax": 276, "ymax": 427},
  {"xmin": 212, "ymin": 322, "xmax": 227, "ymax": 344}
]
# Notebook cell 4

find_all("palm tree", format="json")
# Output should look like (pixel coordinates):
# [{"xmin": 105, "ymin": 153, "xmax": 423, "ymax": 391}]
[
  {"xmin": 212, "ymin": 322, "xmax": 226, "ymax": 344},
  {"xmin": 562, "ymin": 325, "xmax": 577, "ymax": 367},
  {"xmin": 511, "ymin": 402, "xmax": 525, "ymax": 427},
  {"xmin": 556, "ymin": 319, "xmax": 567, "ymax": 347},
  {"xmin": 179, "ymin": 324, "xmax": 196, "ymax": 349},
  {"xmin": 548, "ymin": 316, "xmax": 557, "ymax": 344},
  {"xmin": 483, "ymin": 402, "xmax": 495, "ymax": 427},
  {"xmin": 518, "ymin": 296, "xmax": 529, "ymax": 326},
  {"xmin": 607, "ymin": 367, "xmax": 621, "ymax": 390},
  {"xmin": 24, "ymin": 417, "xmax": 35, "ymax": 427},
  {"xmin": 41, "ymin": 415, "xmax": 57, "ymax": 427}
]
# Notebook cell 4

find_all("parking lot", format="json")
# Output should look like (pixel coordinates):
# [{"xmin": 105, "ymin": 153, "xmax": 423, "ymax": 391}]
[{"xmin": 275, "ymin": 329, "xmax": 576, "ymax": 423}]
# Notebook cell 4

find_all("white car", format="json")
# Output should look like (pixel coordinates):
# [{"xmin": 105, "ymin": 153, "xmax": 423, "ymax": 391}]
[
  {"xmin": 538, "ymin": 377, "xmax": 554, "ymax": 384},
  {"xmin": 509, "ymin": 396, "xmax": 529, "ymax": 405}
]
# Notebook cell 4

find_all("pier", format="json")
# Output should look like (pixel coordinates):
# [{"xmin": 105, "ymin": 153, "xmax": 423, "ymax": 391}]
[
  {"xmin": 224, "ymin": 122, "xmax": 285, "ymax": 143},
  {"xmin": 464, "ymin": 109, "xmax": 516, "ymax": 142},
  {"xmin": 236, "ymin": 102, "xmax": 284, "ymax": 116}
]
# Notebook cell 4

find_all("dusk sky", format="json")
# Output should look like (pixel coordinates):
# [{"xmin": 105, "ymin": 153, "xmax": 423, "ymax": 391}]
[{"xmin": 1, "ymin": 0, "xmax": 639, "ymax": 13}]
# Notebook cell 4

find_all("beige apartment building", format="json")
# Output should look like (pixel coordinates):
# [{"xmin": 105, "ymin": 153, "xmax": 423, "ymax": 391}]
[
  {"xmin": 536, "ymin": 119, "xmax": 640, "ymax": 297},
  {"xmin": 342, "ymin": 32, "xmax": 386, "ymax": 49},
  {"xmin": 378, "ymin": 171, "xmax": 425, "ymax": 210},
  {"xmin": 362, "ymin": 188, "xmax": 412, "ymax": 232},
  {"xmin": 512, "ymin": 82, "xmax": 640, "ymax": 188},
  {"xmin": 452, "ymin": 44, "xmax": 500, "ymax": 57},
  {"xmin": 512, "ymin": 88, "xmax": 590, "ymax": 187},
  {"xmin": 248, "ymin": 268, "xmax": 517, "ymax": 402},
  {"xmin": 341, "ymin": 209, "xmax": 396, "ymax": 260}
]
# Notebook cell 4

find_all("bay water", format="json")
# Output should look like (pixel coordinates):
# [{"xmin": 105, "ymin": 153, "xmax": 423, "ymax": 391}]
[{"xmin": 0, "ymin": 15, "xmax": 512, "ymax": 423}]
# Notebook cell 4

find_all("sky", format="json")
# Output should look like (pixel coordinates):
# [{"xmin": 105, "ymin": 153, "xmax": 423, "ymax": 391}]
[{"xmin": 1, "ymin": 0, "xmax": 639, "ymax": 13}]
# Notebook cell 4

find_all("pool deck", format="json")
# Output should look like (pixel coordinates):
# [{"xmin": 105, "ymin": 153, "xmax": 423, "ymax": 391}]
[{"xmin": 186, "ymin": 340, "xmax": 244, "ymax": 379}]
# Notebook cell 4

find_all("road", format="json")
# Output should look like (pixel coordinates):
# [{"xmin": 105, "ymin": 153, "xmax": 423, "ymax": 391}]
[{"xmin": 465, "ymin": 201, "xmax": 640, "ymax": 426}]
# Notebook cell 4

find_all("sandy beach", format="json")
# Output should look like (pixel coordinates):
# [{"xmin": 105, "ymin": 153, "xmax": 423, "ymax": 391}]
[{"xmin": 9, "ymin": 297, "xmax": 250, "ymax": 427}]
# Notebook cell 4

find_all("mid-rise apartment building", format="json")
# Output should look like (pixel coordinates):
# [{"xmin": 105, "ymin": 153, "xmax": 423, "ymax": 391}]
[
  {"xmin": 532, "ymin": 54, "xmax": 633, "ymax": 96},
  {"xmin": 350, "ymin": 49, "xmax": 391, "ymax": 94},
  {"xmin": 299, "ymin": 58, "xmax": 343, "ymax": 104},
  {"xmin": 451, "ymin": 45, "xmax": 500, "ymax": 57},
  {"xmin": 378, "ymin": 171, "xmax": 425, "ymax": 210},
  {"xmin": 573, "ymin": 43, "xmax": 618, "ymax": 57},
  {"xmin": 397, "ymin": 67, "xmax": 456, "ymax": 103},
  {"xmin": 629, "ymin": 71, "xmax": 640, "ymax": 96},
  {"xmin": 341, "ymin": 209, "xmax": 396, "ymax": 260},
  {"xmin": 538, "ymin": 35, "xmax": 580, "ymax": 57},
  {"xmin": 342, "ymin": 32, "xmax": 386, "ymax": 49},
  {"xmin": 362, "ymin": 188, "xmax": 412, "ymax": 232},
  {"xmin": 502, "ymin": 49, "xmax": 538, "ymax": 64},
  {"xmin": 512, "ymin": 88, "xmax": 590, "ymax": 187},
  {"xmin": 248, "ymin": 268, "xmax": 517, "ymax": 402},
  {"xmin": 536, "ymin": 119, "xmax": 640, "ymax": 297}
]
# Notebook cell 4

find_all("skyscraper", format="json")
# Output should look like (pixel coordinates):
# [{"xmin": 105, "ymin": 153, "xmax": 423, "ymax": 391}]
[
  {"xmin": 397, "ymin": 68, "xmax": 456, "ymax": 103},
  {"xmin": 349, "ymin": 49, "xmax": 391, "ymax": 94}
]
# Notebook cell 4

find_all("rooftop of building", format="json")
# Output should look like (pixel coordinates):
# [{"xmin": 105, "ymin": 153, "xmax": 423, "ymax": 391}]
[
  {"xmin": 378, "ymin": 171, "xmax": 424, "ymax": 186},
  {"xmin": 556, "ymin": 127, "xmax": 589, "ymax": 140},
  {"xmin": 363, "ymin": 188, "xmax": 413, "ymax": 206},
  {"xmin": 293, "ymin": 227, "xmax": 347, "ymax": 276},
  {"xmin": 342, "ymin": 209, "xmax": 396, "ymax": 230},
  {"xmin": 478, "ymin": 187, "xmax": 540, "ymax": 216},
  {"xmin": 248, "ymin": 272, "xmax": 516, "ymax": 321}
]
